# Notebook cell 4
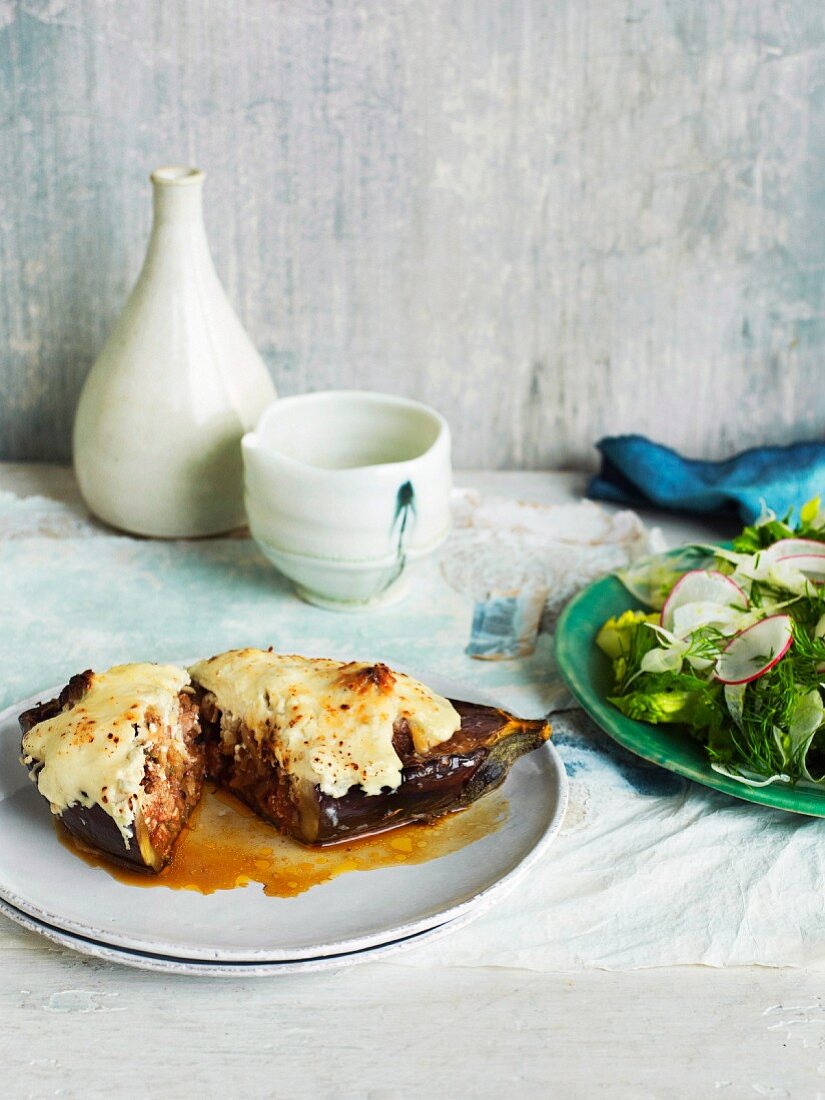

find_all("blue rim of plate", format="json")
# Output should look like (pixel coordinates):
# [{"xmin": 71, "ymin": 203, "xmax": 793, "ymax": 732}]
[{"xmin": 554, "ymin": 564, "xmax": 825, "ymax": 817}]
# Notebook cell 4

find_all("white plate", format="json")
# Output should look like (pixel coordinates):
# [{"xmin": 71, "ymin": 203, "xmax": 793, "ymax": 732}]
[
  {"xmin": 0, "ymin": 673, "xmax": 567, "ymax": 963},
  {"xmin": 0, "ymin": 896, "xmax": 482, "ymax": 977}
]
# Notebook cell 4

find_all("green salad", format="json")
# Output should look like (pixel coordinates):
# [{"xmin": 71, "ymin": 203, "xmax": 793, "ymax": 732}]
[{"xmin": 596, "ymin": 498, "xmax": 825, "ymax": 787}]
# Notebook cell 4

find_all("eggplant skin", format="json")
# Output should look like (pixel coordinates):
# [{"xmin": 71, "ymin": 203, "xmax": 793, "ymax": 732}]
[
  {"xmin": 18, "ymin": 758, "xmax": 160, "ymax": 874},
  {"xmin": 18, "ymin": 671, "xmax": 93, "ymax": 734},
  {"xmin": 306, "ymin": 701, "xmax": 551, "ymax": 844},
  {"xmin": 58, "ymin": 803, "xmax": 159, "ymax": 873}
]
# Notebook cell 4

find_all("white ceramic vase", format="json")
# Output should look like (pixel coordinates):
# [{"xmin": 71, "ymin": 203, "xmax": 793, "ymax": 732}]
[{"xmin": 73, "ymin": 166, "xmax": 276, "ymax": 537}]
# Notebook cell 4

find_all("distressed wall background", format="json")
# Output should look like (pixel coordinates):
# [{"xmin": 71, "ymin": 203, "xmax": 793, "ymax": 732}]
[{"xmin": 0, "ymin": 0, "xmax": 823, "ymax": 468}]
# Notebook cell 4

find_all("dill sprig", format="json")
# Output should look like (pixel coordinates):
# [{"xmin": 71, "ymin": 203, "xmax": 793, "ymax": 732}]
[{"xmin": 711, "ymin": 660, "xmax": 795, "ymax": 777}]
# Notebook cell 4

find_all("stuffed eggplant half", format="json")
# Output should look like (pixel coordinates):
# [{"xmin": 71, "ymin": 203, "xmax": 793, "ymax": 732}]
[
  {"xmin": 190, "ymin": 649, "xmax": 551, "ymax": 845},
  {"xmin": 19, "ymin": 664, "xmax": 204, "ymax": 872},
  {"xmin": 19, "ymin": 650, "xmax": 551, "ymax": 870}
]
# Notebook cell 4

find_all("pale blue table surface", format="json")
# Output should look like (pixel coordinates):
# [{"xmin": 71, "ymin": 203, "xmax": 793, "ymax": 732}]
[{"xmin": 1, "ymin": 511, "xmax": 557, "ymax": 717}]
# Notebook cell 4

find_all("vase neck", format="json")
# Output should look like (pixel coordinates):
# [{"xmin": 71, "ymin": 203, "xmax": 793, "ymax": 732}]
[{"xmin": 149, "ymin": 166, "xmax": 206, "ymax": 230}]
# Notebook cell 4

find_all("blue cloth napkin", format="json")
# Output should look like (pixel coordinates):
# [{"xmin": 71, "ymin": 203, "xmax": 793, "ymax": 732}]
[{"xmin": 587, "ymin": 435, "xmax": 825, "ymax": 524}]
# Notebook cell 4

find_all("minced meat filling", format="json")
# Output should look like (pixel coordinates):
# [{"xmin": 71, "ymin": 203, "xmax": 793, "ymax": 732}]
[
  {"xmin": 198, "ymin": 695, "xmax": 302, "ymax": 838},
  {"xmin": 138, "ymin": 693, "xmax": 204, "ymax": 860}
]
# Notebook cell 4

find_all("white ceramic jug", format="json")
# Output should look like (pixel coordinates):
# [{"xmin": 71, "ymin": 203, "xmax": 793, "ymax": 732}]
[
  {"xmin": 73, "ymin": 166, "xmax": 276, "ymax": 537},
  {"xmin": 242, "ymin": 392, "xmax": 453, "ymax": 609}
]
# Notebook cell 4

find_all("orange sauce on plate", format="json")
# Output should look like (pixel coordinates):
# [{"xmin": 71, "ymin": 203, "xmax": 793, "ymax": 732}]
[{"xmin": 56, "ymin": 783, "xmax": 507, "ymax": 898}]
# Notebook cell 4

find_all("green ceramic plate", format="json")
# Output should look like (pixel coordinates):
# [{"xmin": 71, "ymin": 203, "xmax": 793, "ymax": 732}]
[{"xmin": 555, "ymin": 570, "xmax": 825, "ymax": 817}]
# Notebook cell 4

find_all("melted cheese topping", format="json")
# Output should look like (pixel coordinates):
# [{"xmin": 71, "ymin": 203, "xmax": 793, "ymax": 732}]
[
  {"xmin": 189, "ymin": 649, "xmax": 461, "ymax": 798},
  {"xmin": 21, "ymin": 664, "xmax": 190, "ymax": 841}
]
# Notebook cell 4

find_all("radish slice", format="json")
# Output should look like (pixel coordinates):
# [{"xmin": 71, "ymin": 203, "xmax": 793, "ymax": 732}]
[
  {"xmin": 762, "ymin": 538, "xmax": 825, "ymax": 562},
  {"xmin": 775, "ymin": 554, "xmax": 825, "ymax": 583},
  {"xmin": 715, "ymin": 615, "xmax": 793, "ymax": 685},
  {"xmin": 670, "ymin": 601, "xmax": 750, "ymax": 639},
  {"xmin": 661, "ymin": 570, "xmax": 748, "ymax": 632}
]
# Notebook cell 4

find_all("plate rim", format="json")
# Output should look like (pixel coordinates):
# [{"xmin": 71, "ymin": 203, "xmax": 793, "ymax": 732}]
[
  {"xmin": 0, "ymin": 894, "xmax": 483, "ymax": 977},
  {"xmin": 555, "ymin": 567, "xmax": 825, "ymax": 818},
  {"xmin": 0, "ymin": 674, "xmax": 568, "ymax": 961}
]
